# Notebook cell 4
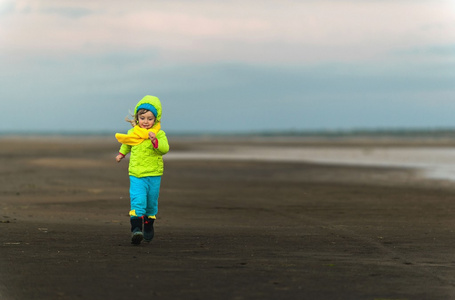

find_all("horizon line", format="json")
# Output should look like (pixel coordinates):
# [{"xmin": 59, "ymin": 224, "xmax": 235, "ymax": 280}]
[{"xmin": 3, "ymin": 127, "xmax": 455, "ymax": 137}]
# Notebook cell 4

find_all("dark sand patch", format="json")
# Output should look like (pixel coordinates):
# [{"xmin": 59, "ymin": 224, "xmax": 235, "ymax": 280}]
[{"xmin": 1, "ymin": 137, "xmax": 455, "ymax": 299}]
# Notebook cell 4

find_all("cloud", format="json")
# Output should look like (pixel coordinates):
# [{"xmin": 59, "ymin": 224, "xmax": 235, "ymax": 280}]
[
  {"xmin": 40, "ymin": 6, "xmax": 94, "ymax": 19},
  {"xmin": 1, "ymin": 1, "xmax": 455, "ymax": 133},
  {"xmin": 1, "ymin": 57, "xmax": 455, "ymax": 132},
  {"xmin": 0, "ymin": 0, "xmax": 14, "ymax": 16},
  {"xmin": 2, "ymin": 0, "xmax": 454, "ymax": 65}
]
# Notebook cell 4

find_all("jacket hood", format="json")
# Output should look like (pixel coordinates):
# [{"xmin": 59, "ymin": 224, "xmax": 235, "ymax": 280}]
[{"xmin": 134, "ymin": 95, "xmax": 162, "ymax": 122}]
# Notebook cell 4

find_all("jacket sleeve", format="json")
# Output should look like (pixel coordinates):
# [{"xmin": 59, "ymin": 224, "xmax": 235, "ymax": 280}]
[
  {"xmin": 119, "ymin": 143, "xmax": 131, "ymax": 156},
  {"xmin": 154, "ymin": 131, "xmax": 169, "ymax": 155},
  {"xmin": 118, "ymin": 128, "xmax": 134, "ymax": 155}
]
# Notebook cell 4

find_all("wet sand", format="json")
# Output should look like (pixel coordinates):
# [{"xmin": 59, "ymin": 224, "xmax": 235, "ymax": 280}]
[{"xmin": 1, "ymin": 136, "xmax": 455, "ymax": 299}]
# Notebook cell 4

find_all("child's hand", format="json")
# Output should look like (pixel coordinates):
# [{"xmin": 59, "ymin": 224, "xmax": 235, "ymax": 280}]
[
  {"xmin": 148, "ymin": 132, "xmax": 156, "ymax": 141},
  {"xmin": 116, "ymin": 154, "xmax": 124, "ymax": 163}
]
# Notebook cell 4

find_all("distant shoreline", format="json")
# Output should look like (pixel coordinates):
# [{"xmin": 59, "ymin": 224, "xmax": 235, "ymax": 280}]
[
  {"xmin": 3, "ymin": 129, "xmax": 455, "ymax": 147},
  {"xmin": 3, "ymin": 128, "xmax": 455, "ymax": 138}
]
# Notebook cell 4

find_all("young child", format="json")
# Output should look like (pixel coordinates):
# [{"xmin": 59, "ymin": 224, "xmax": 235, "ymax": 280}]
[{"xmin": 115, "ymin": 95, "xmax": 170, "ymax": 245}]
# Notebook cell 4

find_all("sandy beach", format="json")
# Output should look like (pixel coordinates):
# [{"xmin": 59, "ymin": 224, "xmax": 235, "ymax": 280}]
[{"xmin": 1, "ymin": 136, "xmax": 455, "ymax": 299}]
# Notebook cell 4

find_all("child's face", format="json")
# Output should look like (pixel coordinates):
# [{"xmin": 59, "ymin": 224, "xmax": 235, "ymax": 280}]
[{"xmin": 138, "ymin": 111, "xmax": 155, "ymax": 129}]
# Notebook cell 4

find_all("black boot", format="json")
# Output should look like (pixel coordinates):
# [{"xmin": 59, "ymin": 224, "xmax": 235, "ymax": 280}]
[
  {"xmin": 143, "ymin": 218, "xmax": 155, "ymax": 242},
  {"xmin": 130, "ymin": 217, "xmax": 143, "ymax": 245}
]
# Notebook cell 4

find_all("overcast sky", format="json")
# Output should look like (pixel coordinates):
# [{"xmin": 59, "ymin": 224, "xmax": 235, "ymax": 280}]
[{"xmin": 1, "ymin": 0, "xmax": 454, "ymax": 134}]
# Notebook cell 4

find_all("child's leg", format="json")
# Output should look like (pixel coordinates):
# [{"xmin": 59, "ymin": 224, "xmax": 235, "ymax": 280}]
[
  {"xmin": 143, "ymin": 218, "xmax": 155, "ymax": 242},
  {"xmin": 145, "ymin": 176, "xmax": 161, "ymax": 218},
  {"xmin": 129, "ymin": 176, "xmax": 148, "ymax": 218},
  {"xmin": 130, "ymin": 217, "xmax": 143, "ymax": 245},
  {"xmin": 144, "ymin": 176, "xmax": 161, "ymax": 242},
  {"xmin": 129, "ymin": 176, "xmax": 148, "ymax": 245}
]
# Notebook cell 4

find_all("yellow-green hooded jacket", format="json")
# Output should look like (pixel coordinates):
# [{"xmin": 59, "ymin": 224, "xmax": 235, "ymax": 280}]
[{"xmin": 118, "ymin": 96, "xmax": 169, "ymax": 177}]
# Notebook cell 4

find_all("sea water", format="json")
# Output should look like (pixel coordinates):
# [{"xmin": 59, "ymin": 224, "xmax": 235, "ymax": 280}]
[{"xmin": 166, "ymin": 146, "xmax": 455, "ymax": 181}]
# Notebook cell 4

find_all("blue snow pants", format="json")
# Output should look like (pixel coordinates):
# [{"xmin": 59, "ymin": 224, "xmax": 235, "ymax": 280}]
[{"xmin": 129, "ymin": 175, "xmax": 161, "ymax": 219}]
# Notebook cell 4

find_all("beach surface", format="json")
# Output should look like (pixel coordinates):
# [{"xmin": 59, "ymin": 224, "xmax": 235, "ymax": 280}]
[{"xmin": 1, "ymin": 136, "xmax": 455, "ymax": 299}]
